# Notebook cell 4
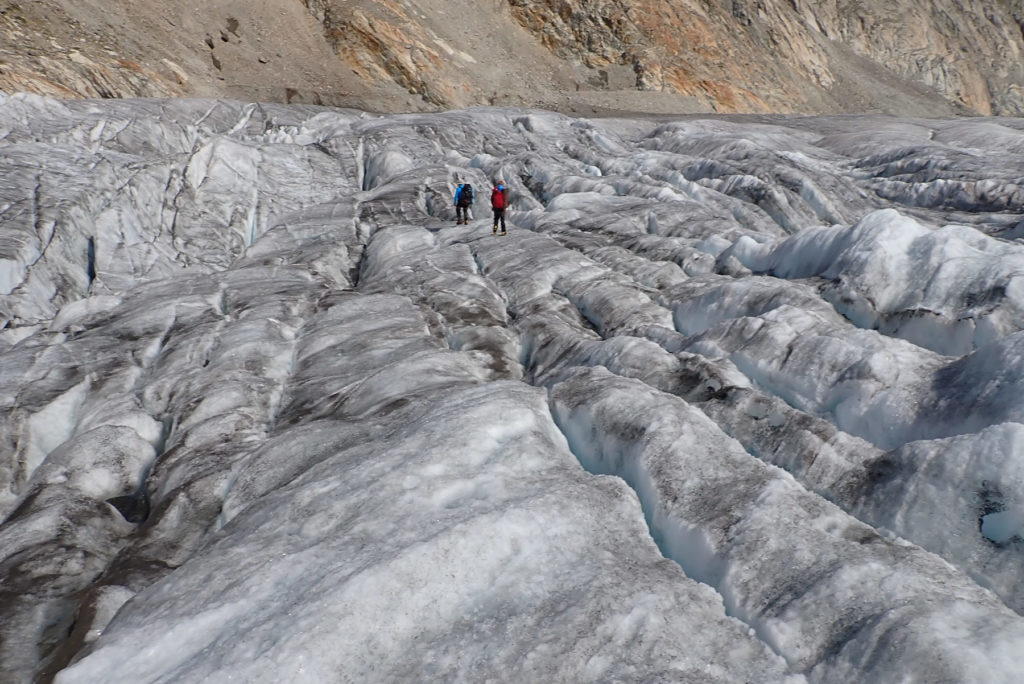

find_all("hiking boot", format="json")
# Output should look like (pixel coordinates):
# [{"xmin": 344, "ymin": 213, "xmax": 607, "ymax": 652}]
[
  {"xmin": 500, "ymin": 231, "xmax": 507, "ymax": 236},
  {"xmin": 493, "ymin": 226, "xmax": 498, "ymax": 234}
]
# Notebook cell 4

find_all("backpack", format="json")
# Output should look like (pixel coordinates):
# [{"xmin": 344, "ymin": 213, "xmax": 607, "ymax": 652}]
[{"xmin": 458, "ymin": 184, "xmax": 473, "ymax": 206}]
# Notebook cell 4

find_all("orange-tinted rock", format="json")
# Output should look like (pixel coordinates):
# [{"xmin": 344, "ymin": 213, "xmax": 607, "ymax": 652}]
[{"xmin": 1, "ymin": 0, "xmax": 1023, "ymax": 115}]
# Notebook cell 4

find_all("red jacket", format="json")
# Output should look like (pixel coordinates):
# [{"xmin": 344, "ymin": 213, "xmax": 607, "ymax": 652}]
[{"xmin": 491, "ymin": 186, "xmax": 508, "ymax": 209}]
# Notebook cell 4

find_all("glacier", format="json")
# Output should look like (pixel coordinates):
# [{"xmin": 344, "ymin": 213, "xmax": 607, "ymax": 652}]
[{"xmin": 1, "ymin": 91, "xmax": 1024, "ymax": 683}]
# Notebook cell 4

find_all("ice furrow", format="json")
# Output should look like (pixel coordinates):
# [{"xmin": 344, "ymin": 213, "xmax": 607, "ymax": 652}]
[
  {"xmin": 549, "ymin": 367, "xmax": 1024, "ymax": 682},
  {"xmin": 460, "ymin": 183, "xmax": 1024, "ymax": 620}
]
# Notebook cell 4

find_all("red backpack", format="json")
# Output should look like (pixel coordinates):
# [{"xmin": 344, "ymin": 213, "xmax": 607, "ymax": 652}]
[{"xmin": 491, "ymin": 186, "xmax": 507, "ymax": 209}]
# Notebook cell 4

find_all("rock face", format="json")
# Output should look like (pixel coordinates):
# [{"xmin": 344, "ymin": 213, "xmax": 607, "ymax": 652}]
[
  {"xmin": 1, "ymin": 0, "xmax": 1024, "ymax": 114},
  {"xmin": 505, "ymin": 0, "xmax": 1024, "ymax": 116},
  {"xmin": 0, "ymin": 0, "xmax": 362, "ymax": 107}
]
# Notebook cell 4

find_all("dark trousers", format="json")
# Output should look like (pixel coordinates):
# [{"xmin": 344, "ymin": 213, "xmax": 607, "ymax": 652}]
[
  {"xmin": 492, "ymin": 208, "xmax": 506, "ymax": 231},
  {"xmin": 456, "ymin": 204, "xmax": 471, "ymax": 222}
]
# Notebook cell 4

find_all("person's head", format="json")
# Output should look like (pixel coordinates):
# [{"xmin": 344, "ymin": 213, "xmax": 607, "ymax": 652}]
[{"xmin": 496, "ymin": 179, "xmax": 504, "ymax": 189}]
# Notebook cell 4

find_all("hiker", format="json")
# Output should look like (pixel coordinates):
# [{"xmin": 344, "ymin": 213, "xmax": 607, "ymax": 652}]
[
  {"xmin": 491, "ymin": 179, "xmax": 509, "ymax": 235},
  {"xmin": 454, "ymin": 180, "xmax": 474, "ymax": 225}
]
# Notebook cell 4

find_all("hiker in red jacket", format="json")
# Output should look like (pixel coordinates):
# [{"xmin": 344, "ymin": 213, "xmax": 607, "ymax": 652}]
[{"xmin": 491, "ymin": 180, "xmax": 509, "ymax": 235}]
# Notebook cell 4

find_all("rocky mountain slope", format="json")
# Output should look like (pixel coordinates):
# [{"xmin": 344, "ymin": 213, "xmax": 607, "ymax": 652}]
[
  {"xmin": 507, "ymin": 0, "xmax": 1024, "ymax": 115},
  {"xmin": 2, "ymin": 0, "xmax": 1023, "ymax": 116}
]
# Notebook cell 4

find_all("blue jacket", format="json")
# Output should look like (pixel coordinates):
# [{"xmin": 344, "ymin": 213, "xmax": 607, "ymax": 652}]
[{"xmin": 454, "ymin": 184, "xmax": 474, "ymax": 206}]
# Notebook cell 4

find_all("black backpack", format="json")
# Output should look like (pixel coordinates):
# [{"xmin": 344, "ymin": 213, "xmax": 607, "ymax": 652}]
[{"xmin": 459, "ymin": 184, "xmax": 473, "ymax": 205}]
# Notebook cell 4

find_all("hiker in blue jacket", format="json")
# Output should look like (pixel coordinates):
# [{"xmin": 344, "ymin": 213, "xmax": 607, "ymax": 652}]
[{"xmin": 454, "ymin": 180, "xmax": 474, "ymax": 225}]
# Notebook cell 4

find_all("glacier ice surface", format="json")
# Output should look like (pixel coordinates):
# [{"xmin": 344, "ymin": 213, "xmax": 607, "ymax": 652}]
[{"xmin": 1, "ymin": 93, "xmax": 1024, "ymax": 682}]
